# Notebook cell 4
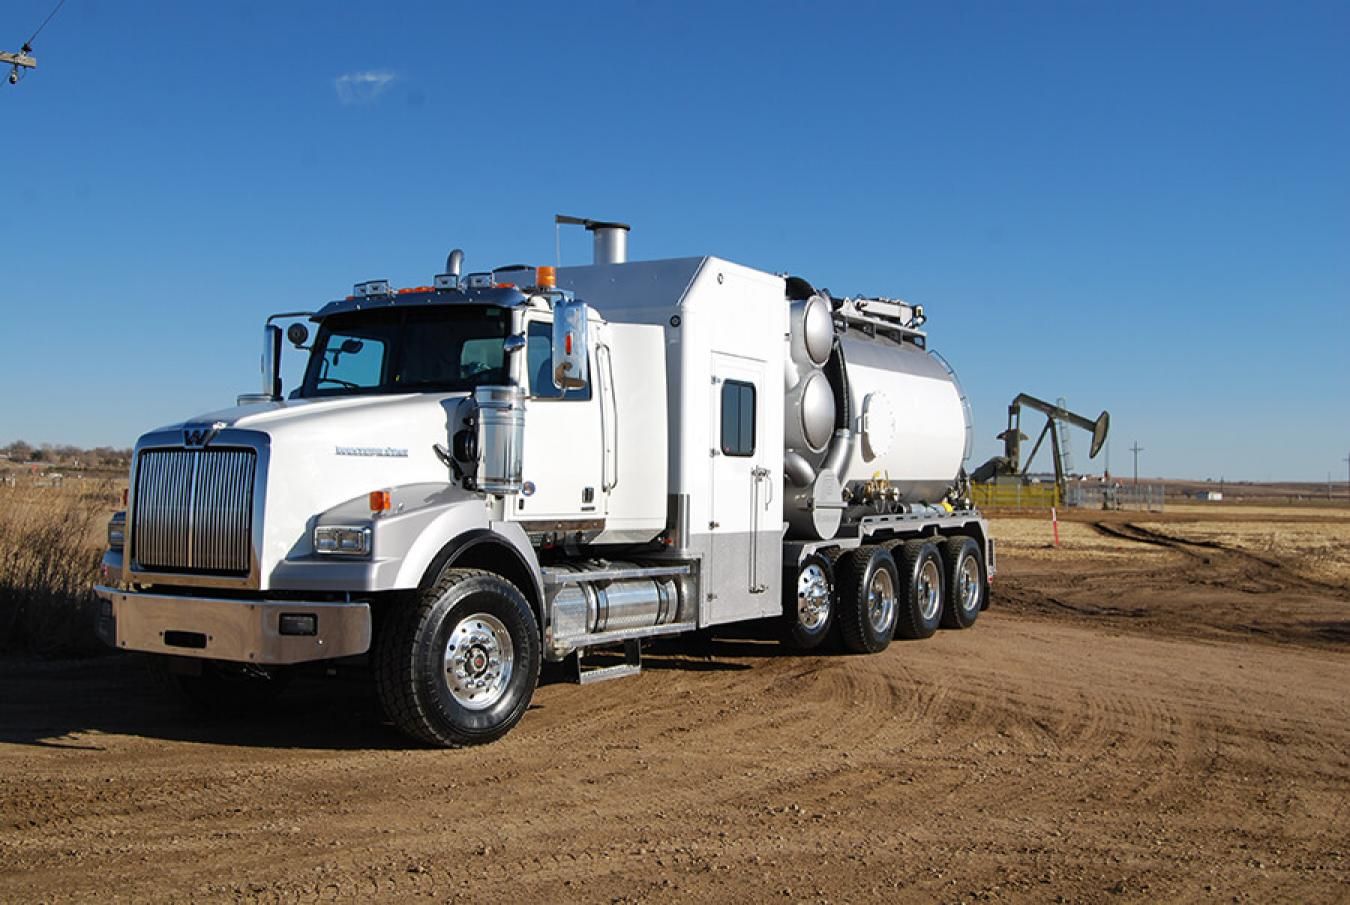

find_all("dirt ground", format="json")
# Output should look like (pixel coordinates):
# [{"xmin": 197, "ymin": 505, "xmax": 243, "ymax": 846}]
[{"xmin": 2, "ymin": 506, "xmax": 1347, "ymax": 903}]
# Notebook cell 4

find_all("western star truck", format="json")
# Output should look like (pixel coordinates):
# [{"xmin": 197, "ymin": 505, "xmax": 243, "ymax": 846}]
[{"xmin": 95, "ymin": 217, "xmax": 994, "ymax": 747}]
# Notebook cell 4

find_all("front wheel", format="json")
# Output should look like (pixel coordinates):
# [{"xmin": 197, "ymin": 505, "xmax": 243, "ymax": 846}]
[{"xmin": 375, "ymin": 569, "xmax": 541, "ymax": 747}]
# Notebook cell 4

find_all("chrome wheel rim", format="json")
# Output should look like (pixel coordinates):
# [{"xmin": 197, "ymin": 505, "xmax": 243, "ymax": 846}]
[
  {"xmin": 957, "ymin": 554, "xmax": 981, "ymax": 614},
  {"xmin": 867, "ymin": 567, "xmax": 897, "ymax": 634},
  {"xmin": 443, "ymin": 613, "xmax": 514, "ymax": 711},
  {"xmin": 797, "ymin": 563, "xmax": 831, "ymax": 631},
  {"xmin": 918, "ymin": 559, "xmax": 942, "ymax": 621}
]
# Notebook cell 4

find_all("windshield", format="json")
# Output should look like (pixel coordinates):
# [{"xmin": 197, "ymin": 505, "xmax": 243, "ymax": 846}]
[{"xmin": 299, "ymin": 306, "xmax": 513, "ymax": 397}]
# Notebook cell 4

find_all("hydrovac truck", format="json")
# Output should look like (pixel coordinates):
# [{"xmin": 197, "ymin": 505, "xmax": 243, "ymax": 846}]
[{"xmin": 94, "ymin": 217, "xmax": 995, "ymax": 747}]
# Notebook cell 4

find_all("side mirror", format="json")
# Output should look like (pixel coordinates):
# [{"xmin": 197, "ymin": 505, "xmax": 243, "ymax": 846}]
[
  {"xmin": 503, "ymin": 334, "xmax": 527, "ymax": 355},
  {"xmin": 552, "ymin": 298, "xmax": 590, "ymax": 390},
  {"xmin": 262, "ymin": 324, "xmax": 282, "ymax": 400}
]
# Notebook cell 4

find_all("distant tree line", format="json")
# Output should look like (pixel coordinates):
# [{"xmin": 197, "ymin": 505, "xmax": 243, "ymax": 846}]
[{"xmin": 0, "ymin": 441, "xmax": 132, "ymax": 469}]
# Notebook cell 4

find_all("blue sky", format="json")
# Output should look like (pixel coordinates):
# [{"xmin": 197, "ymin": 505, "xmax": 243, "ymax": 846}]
[{"xmin": 2, "ymin": 1, "xmax": 1346, "ymax": 481}]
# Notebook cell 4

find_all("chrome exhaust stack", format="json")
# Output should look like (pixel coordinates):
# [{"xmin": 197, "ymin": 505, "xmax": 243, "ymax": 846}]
[{"xmin": 445, "ymin": 248, "xmax": 464, "ymax": 278}]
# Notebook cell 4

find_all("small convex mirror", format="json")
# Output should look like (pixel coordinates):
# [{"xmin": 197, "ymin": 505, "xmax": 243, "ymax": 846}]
[
  {"xmin": 286, "ymin": 322, "xmax": 310, "ymax": 347},
  {"xmin": 551, "ymin": 298, "xmax": 590, "ymax": 390}
]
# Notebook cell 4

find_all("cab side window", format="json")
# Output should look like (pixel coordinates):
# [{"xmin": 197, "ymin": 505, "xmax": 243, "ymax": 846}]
[
  {"xmin": 526, "ymin": 321, "xmax": 590, "ymax": 400},
  {"xmin": 720, "ymin": 380, "xmax": 756, "ymax": 456}
]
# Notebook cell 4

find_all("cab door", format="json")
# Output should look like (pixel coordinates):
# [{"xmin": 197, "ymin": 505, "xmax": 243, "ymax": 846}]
[
  {"xmin": 514, "ymin": 318, "xmax": 604, "ymax": 526},
  {"xmin": 705, "ymin": 352, "xmax": 777, "ymax": 624}
]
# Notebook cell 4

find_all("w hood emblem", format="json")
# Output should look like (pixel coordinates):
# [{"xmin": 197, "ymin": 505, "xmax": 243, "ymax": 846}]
[{"xmin": 184, "ymin": 421, "xmax": 227, "ymax": 447}]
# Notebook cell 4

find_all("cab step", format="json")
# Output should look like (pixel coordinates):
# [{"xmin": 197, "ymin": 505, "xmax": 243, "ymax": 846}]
[{"xmin": 574, "ymin": 638, "xmax": 642, "ymax": 684}]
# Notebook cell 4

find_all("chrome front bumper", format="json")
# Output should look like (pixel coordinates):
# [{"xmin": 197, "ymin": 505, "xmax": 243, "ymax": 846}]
[{"xmin": 93, "ymin": 586, "xmax": 371, "ymax": 665}]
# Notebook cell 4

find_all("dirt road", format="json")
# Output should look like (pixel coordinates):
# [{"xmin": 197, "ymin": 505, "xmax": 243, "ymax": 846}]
[{"xmin": 2, "ymin": 512, "xmax": 1347, "ymax": 903}]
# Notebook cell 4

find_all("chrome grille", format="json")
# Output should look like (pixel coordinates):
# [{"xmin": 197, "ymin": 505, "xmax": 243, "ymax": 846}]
[{"xmin": 132, "ymin": 449, "xmax": 256, "ymax": 575}]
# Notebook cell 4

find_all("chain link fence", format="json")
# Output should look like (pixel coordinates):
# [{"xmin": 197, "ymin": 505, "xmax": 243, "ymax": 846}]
[
  {"xmin": 973, "ymin": 481, "xmax": 1166, "ymax": 512},
  {"xmin": 1064, "ymin": 483, "xmax": 1166, "ymax": 512}
]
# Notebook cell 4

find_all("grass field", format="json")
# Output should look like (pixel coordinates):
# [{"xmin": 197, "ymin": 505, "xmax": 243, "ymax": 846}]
[{"xmin": 0, "ymin": 478, "xmax": 119, "ymax": 655}]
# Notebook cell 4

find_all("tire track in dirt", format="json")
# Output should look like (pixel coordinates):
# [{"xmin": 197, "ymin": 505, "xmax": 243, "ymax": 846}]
[{"xmin": 1093, "ymin": 521, "xmax": 1350, "ymax": 598}]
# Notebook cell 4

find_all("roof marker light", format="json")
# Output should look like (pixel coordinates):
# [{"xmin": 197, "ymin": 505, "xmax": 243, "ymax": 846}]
[{"xmin": 354, "ymin": 280, "xmax": 391, "ymax": 298}]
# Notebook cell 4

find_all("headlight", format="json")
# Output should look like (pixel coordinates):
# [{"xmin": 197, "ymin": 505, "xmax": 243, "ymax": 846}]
[
  {"xmin": 107, "ymin": 511, "xmax": 127, "ymax": 551},
  {"xmin": 314, "ymin": 525, "xmax": 372, "ymax": 557}
]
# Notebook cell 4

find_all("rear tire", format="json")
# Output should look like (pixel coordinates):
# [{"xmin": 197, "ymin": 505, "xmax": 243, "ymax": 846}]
[
  {"xmin": 940, "ymin": 536, "xmax": 985, "ymax": 629},
  {"xmin": 835, "ymin": 545, "xmax": 900, "ymax": 654},
  {"xmin": 781, "ymin": 552, "xmax": 836, "ymax": 651},
  {"xmin": 375, "ymin": 569, "xmax": 540, "ymax": 747},
  {"xmin": 895, "ymin": 539, "xmax": 944, "ymax": 640}
]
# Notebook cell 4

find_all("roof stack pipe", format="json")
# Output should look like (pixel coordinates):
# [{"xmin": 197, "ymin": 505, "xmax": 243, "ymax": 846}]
[
  {"xmin": 555, "ymin": 215, "xmax": 631, "ymax": 265},
  {"xmin": 590, "ymin": 222, "xmax": 629, "ymax": 265}
]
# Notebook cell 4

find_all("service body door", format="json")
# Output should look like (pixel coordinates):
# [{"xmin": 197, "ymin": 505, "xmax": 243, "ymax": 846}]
[
  {"xmin": 515, "ymin": 318, "xmax": 604, "ymax": 527},
  {"xmin": 705, "ymin": 352, "xmax": 778, "ymax": 624}
]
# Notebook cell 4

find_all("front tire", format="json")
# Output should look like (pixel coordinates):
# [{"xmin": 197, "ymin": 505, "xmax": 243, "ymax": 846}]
[{"xmin": 375, "ymin": 569, "xmax": 540, "ymax": 747}]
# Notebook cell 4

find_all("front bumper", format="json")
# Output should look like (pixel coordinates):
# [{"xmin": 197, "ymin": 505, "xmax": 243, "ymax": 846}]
[{"xmin": 92, "ymin": 586, "xmax": 371, "ymax": 665}]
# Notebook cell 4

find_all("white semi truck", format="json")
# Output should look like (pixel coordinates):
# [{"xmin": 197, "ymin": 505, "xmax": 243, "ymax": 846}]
[{"xmin": 94, "ymin": 218, "xmax": 995, "ymax": 747}]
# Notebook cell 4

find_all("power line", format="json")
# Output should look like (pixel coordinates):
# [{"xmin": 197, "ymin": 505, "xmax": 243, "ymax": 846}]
[
  {"xmin": 5, "ymin": 0, "xmax": 67, "ymax": 85},
  {"xmin": 26, "ymin": 0, "xmax": 69, "ymax": 48}
]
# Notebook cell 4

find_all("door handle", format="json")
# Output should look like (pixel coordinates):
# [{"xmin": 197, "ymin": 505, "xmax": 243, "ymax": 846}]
[{"xmin": 752, "ymin": 466, "xmax": 772, "ymax": 507}]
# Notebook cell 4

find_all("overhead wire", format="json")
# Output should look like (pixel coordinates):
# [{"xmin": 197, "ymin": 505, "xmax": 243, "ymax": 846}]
[
  {"xmin": 6, "ymin": 0, "xmax": 67, "ymax": 85},
  {"xmin": 25, "ymin": 0, "xmax": 69, "ymax": 49}
]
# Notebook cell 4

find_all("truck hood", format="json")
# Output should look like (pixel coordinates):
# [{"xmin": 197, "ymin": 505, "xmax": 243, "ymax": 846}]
[
  {"xmin": 135, "ymin": 392, "xmax": 477, "ymax": 590},
  {"xmin": 158, "ymin": 392, "xmax": 468, "ymax": 437}
]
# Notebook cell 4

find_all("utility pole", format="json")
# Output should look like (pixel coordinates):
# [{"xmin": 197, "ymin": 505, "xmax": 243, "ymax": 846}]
[
  {"xmin": 1344, "ymin": 451, "xmax": 1349, "ymax": 503},
  {"xmin": 6, "ymin": 0, "xmax": 69, "ymax": 86},
  {"xmin": 2, "ymin": 46, "xmax": 37, "ymax": 85},
  {"xmin": 1130, "ymin": 442, "xmax": 1144, "ymax": 489}
]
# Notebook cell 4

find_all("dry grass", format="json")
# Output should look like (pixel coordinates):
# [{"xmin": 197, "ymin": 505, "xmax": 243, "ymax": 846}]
[
  {"xmin": 988, "ymin": 514, "xmax": 1173, "ymax": 564},
  {"xmin": 0, "ymin": 478, "xmax": 120, "ymax": 656},
  {"xmin": 1137, "ymin": 516, "xmax": 1350, "ymax": 585},
  {"xmin": 989, "ymin": 507, "xmax": 1350, "ymax": 582}
]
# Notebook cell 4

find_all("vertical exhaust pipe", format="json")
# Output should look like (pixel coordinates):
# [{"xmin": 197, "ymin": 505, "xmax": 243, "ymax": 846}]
[
  {"xmin": 445, "ymin": 248, "xmax": 464, "ymax": 278},
  {"xmin": 589, "ymin": 222, "xmax": 629, "ymax": 264},
  {"xmin": 555, "ymin": 215, "xmax": 631, "ymax": 265}
]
